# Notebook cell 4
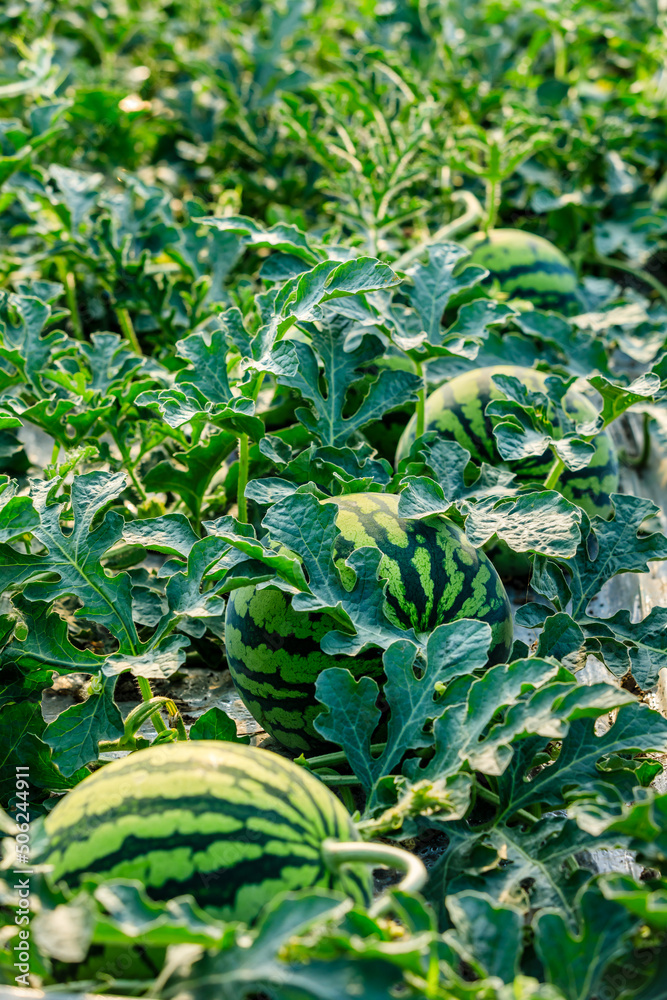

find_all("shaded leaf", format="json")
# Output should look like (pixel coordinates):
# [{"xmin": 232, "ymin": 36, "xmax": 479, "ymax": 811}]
[
  {"xmin": 43, "ymin": 675, "xmax": 124, "ymax": 775},
  {"xmin": 534, "ymin": 887, "xmax": 636, "ymax": 1000},
  {"xmin": 190, "ymin": 707, "xmax": 249, "ymax": 744},
  {"xmin": 446, "ymin": 890, "xmax": 522, "ymax": 982}
]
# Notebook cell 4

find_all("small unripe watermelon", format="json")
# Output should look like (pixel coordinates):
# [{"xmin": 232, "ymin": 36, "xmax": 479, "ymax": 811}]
[
  {"xmin": 396, "ymin": 365, "xmax": 619, "ymax": 519},
  {"xmin": 225, "ymin": 492, "xmax": 513, "ymax": 751},
  {"xmin": 42, "ymin": 741, "xmax": 370, "ymax": 922},
  {"xmin": 465, "ymin": 229, "xmax": 580, "ymax": 315}
]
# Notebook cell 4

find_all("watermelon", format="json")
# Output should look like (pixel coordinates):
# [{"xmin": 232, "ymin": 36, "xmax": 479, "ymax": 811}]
[
  {"xmin": 42, "ymin": 741, "xmax": 371, "ymax": 922},
  {"xmin": 225, "ymin": 491, "xmax": 513, "ymax": 751},
  {"xmin": 465, "ymin": 229, "xmax": 580, "ymax": 315},
  {"xmin": 396, "ymin": 365, "xmax": 619, "ymax": 519}
]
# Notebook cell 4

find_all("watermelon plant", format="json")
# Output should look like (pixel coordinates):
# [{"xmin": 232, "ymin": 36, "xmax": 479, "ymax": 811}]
[
  {"xmin": 2, "ymin": 2, "xmax": 667, "ymax": 999},
  {"xmin": 225, "ymin": 490, "xmax": 513, "ymax": 749},
  {"xmin": 396, "ymin": 365, "xmax": 620, "ymax": 518}
]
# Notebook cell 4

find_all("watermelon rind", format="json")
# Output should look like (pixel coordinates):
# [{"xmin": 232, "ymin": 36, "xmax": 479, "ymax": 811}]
[{"xmin": 465, "ymin": 228, "xmax": 581, "ymax": 315}]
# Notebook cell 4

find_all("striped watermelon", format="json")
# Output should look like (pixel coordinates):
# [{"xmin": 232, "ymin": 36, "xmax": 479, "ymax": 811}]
[
  {"xmin": 42, "ymin": 741, "xmax": 370, "ymax": 922},
  {"xmin": 396, "ymin": 365, "xmax": 619, "ymax": 519},
  {"xmin": 465, "ymin": 229, "xmax": 580, "ymax": 315},
  {"xmin": 225, "ymin": 492, "xmax": 513, "ymax": 751}
]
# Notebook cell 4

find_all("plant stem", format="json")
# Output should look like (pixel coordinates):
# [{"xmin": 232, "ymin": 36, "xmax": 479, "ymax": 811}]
[
  {"xmin": 173, "ymin": 712, "xmax": 188, "ymax": 741},
  {"xmin": 551, "ymin": 29, "xmax": 567, "ymax": 80},
  {"xmin": 322, "ymin": 840, "xmax": 427, "ymax": 916},
  {"xmin": 392, "ymin": 190, "xmax": 483, "ymax": 271},
  {"xmin": 475, "ymin": 781, "xmax": 537, "ymax": 825},
  {"xmin": 98, "ymin": 739, "xmax": 134, "ymax": 752},
  {"xmin": 56, "ymin": 258, "xmax": 84, "ymax": 341},
  {"xmin": 233, "ymin": 373, "xmax": 265, "ymax": 525},
  {"xmin": 136, "ymin": 676, "xmax": 168, "ymax": 734},
  {"xmin": 251, "ymin": 372, "xmax": 266, "ymax": 403},
  {"xmin": 116, "ymin": 306, "xmax": 142, "ymax": 354},
  {"xmin": 637, "ymin": 410, "xmax": 652, "ymax": 467},
  {"xmin": 484, "ymin": 178, "xmax": 499, "ymax": 233},
  {"xmin": 237, "ymin": 432, "xmax": 249, "ymax": 522},
  {"xmin": 415, "ymin": 359, "xmax": 426, "ymax": 438},
  {"xmin": 543, "ymin": 454, "xmax": 565, "ymax": 491},
  {"xmin": 315, "ymin": 773, "xmax": 362, "ymax": 787},
  {"xmin": 301, "ymin": 743, "xmax": 387, "ymax": 768},
  {"xmin": 116, "ymin": 438, "xmax": 147, "ymax": 500},
  {"xmin": 594, "ymin": 254, "xmax": 667, "ymax": 305}
]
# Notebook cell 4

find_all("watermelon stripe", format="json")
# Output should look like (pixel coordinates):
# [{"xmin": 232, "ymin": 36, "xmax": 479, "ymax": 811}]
[
  {"xmin": 463, "ymin": 229, "xmax": 580, "ymax": 314},
  {"xmin": 52, "ymin": 827, "xmax": 322, "ymax": 886},
  {"xmin": 55, "ymin": 830, "xmax": 321, "ymax": 882},
  {"xmin": 49, "ymin": 764, "xmax": 331, "ymax": 836},
  {"xmin": 156, "ymin": 856, "xmax": 329, "ymax": 909},
  {"xmin": 47, "ymin": 793, "xmax": 322, "ymax": 853},
  {"xmin": 490, "ymin": 260, "xmax": 576, "ymax": 281},
  {"xmin": 333, "ymin": 495, "xmax": 446, "ymax": 629},
  {"xmin": 446, "ymin": 401, "xmax": 496, "ymax": 463},
  {"xmin": 331, "ymin": 493, "xmax": 508, "ymax": 637},
  {"xmin": 226, "ymin": 583, "xmax": 384, "ymax": 750}
]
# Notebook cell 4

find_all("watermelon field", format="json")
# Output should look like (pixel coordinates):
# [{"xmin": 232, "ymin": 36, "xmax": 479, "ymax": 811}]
[{"xmin": 4, "ymin": 1, "xmax": 667, "ymax": 997}]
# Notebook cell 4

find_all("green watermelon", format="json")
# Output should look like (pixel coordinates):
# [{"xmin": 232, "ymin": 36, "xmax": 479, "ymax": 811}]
[
  {"xmin": 396, "ymin": 365, "xmax": 619, "ymax": 519},
  {"xmin": 225, "ymin": 491, "xmax": 513, "ymax": 751},
  {"xmin": 465, "ymin": 229, "xmax": 580, "ymax": 315},
  {"xmin": 42, "ymin": 741, "xmax": 370, "ymax": 923}
]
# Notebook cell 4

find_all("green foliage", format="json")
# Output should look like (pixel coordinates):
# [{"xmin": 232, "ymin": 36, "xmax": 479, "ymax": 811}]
[{"xmin": 3, "ymin": 0, "xmax": 667, "ymax": 996}]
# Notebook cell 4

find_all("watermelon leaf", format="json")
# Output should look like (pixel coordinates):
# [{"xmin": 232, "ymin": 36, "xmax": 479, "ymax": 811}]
[
  {"xmin": 135, "ymin": 387, "xmax": 264, "ymax": 440},
  {"xmin": 398, "ymin": 455, "xmax": 582, "ymax": 557},
  {"xmin": 441, "ymin": 299, "xmax": 516, "ymax": 359},
  {"xmin": 122, "ymin": 513, "xmax": 200, "ymax": 558},
  {"xmin": 535, "ymin": 612, "xmax": 586, "ymax": 670},
  {"xmin": 1, "ymin": 596, "xmax": 101, "ymax": 676},
  {"xmin": 496, "ymin": 703, "xmax": 667, "ymax": 821},
  {"xmin": 404, "ymin": 243, "xmax": 487, "ymax": 346},
  {"xmin": 190, "ymin": 707, "xmax": 249, "ymax": 744},
  {"xmin": 0, "ymin": 477, "xmax": 40, "ymax": 540},
  {"xmin": 514, "ymin": 310, "xmax": 613, "ymax": 377},
  {"xmin": 413, "ymin": 663, "xmax": 632, "ymax": 784},
  {"xmin": 445, "ymin": 890, "xmax": 523, "ymax": 982},
  {"xmin": 531, "ymin": 494, "xmax": 667, "ymax": 618},
  {"xmin": 266, "ymin": 314, "xmax": 420, "ymax": 447},
  {"xmin": 226, "ymin": 491, "xmax": 418, "ymax": 652},
  {"xmin": 200, "ymin": 216, "xmax": 322, "ymax": 265},
  {"xmin": 487, "ymin": 372, "xmax": 599, "ymax": 473},
  {"xmin": 103, "ymin": 634, "xmax": 191, "ymax": 680},
  {"xmin": 314, "ymin": 620, "xmax": 494, "ymax": 802},
  {"xmin": 587, "ymin": 372, "xmax": 660, "ymax": 428},
  {"xmin": 42, "ymin": 675, "xmax": 124, "ymax": 776},
  {"xmin": 0, "ymin": 472, "xmax": 139, "ymax": 653},
  {"xmin": 600, "ymin": 874, "xmax": 667, "ymax": 932},
  {"xmin": 579, "ymin": 606, "xmax": 667, "ymax": 689},
  {"xmin": 410, "ymin": 437, "xmax": 518, "ymax": 502},
  {"xmin": 534, "ymin": 887, "xmax": 637, "ymax": 1000},
  {"xmin": 142, "ymin": 429, "xmax": 237, "ymax": 522},
  {"xmin": 160, "ymin": 889, "xmax": 404, "ymax": 999},
  {"xmin": 0, "ymin": 700, "xmax": 89, "ymax": 804},
  {"xmin": 523, "ymin": 602, "xmax": 667, "ymax": 694},
  {"xmin": 462, "ymin": 491, "xmax": 582, "ymax": 557}
]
